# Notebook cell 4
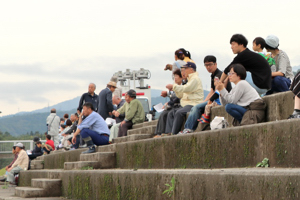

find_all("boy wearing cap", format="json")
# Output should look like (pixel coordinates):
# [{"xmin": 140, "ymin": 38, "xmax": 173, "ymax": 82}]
[
  {"xmin": 265, "ymin": 35, "xmax": 294, "ymax": 95},
  {"xmin": 97, "ymin": 77, "xmax": 117, "ymax": 120},
  {"xmin": 6, "ymin": 143, "xmax": 29, "ymax": 185},
  {"xmin": 113, "ymin": 89, "xmax": 145, "ymax": 137},
  {"xmin": 165, "ymin": 62, "xmax": 204, "ymax": 135}
]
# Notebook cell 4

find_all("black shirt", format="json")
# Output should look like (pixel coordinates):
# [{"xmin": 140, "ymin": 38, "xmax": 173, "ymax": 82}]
[
  {"xmin": 224, "ymin": 48, "xmax": 271, "ymax": 89},
  {"xmin": 77, "ymin": 92, "xmax": 99, "ymax": 112},
  {"xmin": 210, "ymin": 68, "xmax": 232, "ymax": 102}
]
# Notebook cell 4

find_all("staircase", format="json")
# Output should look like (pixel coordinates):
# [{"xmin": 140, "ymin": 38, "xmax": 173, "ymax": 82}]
[{"xmin": 14, "ymin": 91, "xmax": 300, "ymax": 199}]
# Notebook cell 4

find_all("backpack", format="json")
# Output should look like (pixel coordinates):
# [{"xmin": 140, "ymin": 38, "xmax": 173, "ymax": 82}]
[{"xmin": 210, "ymin": 116, "xmax": 228, "ymax": 130}]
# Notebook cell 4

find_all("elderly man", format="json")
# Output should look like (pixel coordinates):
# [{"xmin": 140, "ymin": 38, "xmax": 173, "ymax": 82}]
[
  {"xmin": 113, "ymin": 89, "xmax": 145, "ymax": 137},
  {"xmin": 77, "ymin": 83, "xmax": 98, "ymax": 114},
  {"xmin": 6, "ymin": 143, "xmax": 29, "ymax": 185},
  {"xmin": 165, "ymin": 62, "xmax": 204, "ymax": 135},
  {"xmin": 46, "ymin": 108, "xmax": 61, "ymax": 147},
  {"xmin": 72, "ymin": 102, "xmax": 110, "ymax": 154},
  {"xmin": 109, "ymin": 89, "xmax": 126, "ymax": 142},
  {"xmin": 98, "ymin": 77, "xmax": 117, "ymax": 120}
]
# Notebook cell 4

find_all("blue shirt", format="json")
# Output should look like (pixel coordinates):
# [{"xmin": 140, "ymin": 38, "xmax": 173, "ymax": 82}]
[{"xmin": 77, "ymin": 111, "xmax": 110, "ymax": 135}]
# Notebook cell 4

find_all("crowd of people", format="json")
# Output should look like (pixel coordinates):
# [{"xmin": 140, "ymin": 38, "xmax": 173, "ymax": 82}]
[{"xmin": 2, "ymin": 33, "xmax": 300, "ymax": 186}]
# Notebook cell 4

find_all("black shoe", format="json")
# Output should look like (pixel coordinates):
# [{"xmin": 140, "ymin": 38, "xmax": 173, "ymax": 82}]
[
  {"xmin": 0, "ymin": 178, "xmax": 6, "ymax": 182},
  {"xmin": 81, "ymin": 145, "xmax": 95, "ymax": 154}
]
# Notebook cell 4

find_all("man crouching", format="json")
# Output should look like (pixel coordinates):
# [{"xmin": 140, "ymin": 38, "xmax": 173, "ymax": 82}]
[{"xmin": 72, "ymin": 102, "xmax": 110, "ymax": 154}]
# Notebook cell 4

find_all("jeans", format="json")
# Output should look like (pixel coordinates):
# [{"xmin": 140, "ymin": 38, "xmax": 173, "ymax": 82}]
[
  {"xmin": 266, "ymin": 76, "xmax": 291, "ymax": 95},
  {"xmin": 225, "ymin": 104, "xmax": 247, "ymax": 123},
  {"xmin": 184, "ymin": 101, "xmax": 208, "ymax": 130},
  {"xmin": 245, "ymin": 72, "xmax": 268, "ymax": 94},
  {"xmin": 80, "ymin": 128, "xmax": 109, "ymax": 146}
]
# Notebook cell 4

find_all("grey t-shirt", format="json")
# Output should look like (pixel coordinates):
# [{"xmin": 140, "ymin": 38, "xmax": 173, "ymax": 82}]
[
  {"xmin": 220, "ymin": 80, "xmax": 261, "ymax": 107},
  {"xmin": 274, "ymin": 50, "xmax": 294, "ymax": 80}
]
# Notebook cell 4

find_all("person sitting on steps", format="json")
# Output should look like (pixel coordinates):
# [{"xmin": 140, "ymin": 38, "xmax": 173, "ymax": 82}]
[{"xmin": 72, "ymin": 102, "xmax": 110, "ymax": 154}]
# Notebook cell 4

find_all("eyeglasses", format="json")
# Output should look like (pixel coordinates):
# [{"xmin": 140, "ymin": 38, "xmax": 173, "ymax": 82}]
[
  {"xmin": 204, "ymin": 63, "xmax": 215, "ymax": 67},
  {"xmin": 228, "ymin": 72, "xmax": 236, "ymax": 76}
]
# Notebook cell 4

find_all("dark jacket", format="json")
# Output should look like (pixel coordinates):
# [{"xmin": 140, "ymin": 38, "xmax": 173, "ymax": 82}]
[
  {"xmin": 97, "ymin": 88, "xmax": 114, "ymax": 120},
  {"xmin": 78, "ymin": 92, "xmax": 99, "ymax": 112},
  {"xmin": 232, "ymin": 99, "xmax": 266, "ymax": 126},
  {"xmin": 64, "ymin": 121, "xmax": 78, "ymax": 135},
  {"xmin": 32, "ymin": 145, "xmax": 43, "ymax": 156}
]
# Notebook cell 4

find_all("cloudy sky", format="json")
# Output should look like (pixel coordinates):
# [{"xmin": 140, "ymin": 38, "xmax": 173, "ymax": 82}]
[{"xmin": 1, "ymin": 0, "xmax": 300, "ymax": 116}]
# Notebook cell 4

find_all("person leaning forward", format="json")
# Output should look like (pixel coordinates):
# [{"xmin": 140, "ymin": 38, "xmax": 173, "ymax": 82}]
[
  {"xmin": 6, "ymin": 143, "xmax": 29, "ymax": 185},
  {"xmin": 113, "ymin": 90, "xmax": 145, "ymax": 137},
  {"xmin": 72, "ymin": 102, "xmax": 110, "ymax": 154}
]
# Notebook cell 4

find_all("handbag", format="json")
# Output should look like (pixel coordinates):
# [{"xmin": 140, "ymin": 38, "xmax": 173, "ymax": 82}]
[{"xmin": 210, "ymin": 116, "xmax": 228, "ymax": 130}]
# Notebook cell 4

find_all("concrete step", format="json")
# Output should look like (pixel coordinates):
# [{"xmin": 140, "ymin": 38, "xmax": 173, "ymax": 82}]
[
  {"xmin": 18, "ymin": 168, "xmax": 300, "ymax": 200},
  {"xmin": 15, "ymin": 187, "xmax": 45, "ymax": 198},
  {"xmin": 116, "ymin": 119, "xmax": 300, "ymax": 169},
  {"xmin": 127, "ymin": 125, "xmax": 156, "ymax": 136},
  {"xmin": 132, "ymin": 120, "xmax": 158, "ymax": 129},
  {"xmin": 112, "ymin": 134, "xmax": 152, "ymax": 144},
  {"xmin": 80, "ymin": 152, "xmax": 116, "ymax": 168},
  {"xmin": 64, "ymin": 161, "xmax": 113, "ymax": 170},
  {"xmin": 31, "ymin": 179, "xmax": 62, "ymax": 196},
  {"xmin": 30, "ymin": 160, "xmax": 44, "ymax": 170}
]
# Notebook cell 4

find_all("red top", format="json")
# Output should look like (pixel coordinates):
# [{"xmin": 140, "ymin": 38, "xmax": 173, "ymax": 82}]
[{"xmin": 46, "ymin": 140, "xmax": 55, "ymax": 150}]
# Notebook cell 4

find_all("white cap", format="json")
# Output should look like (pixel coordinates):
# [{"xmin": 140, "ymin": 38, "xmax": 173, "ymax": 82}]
[
  {"xmin": 265, "ymin": 35, "xmax": 279, "ymax": 49},
  {"xmin": 14, "ymin": 143, "xmax": 24, "ymax": 148}
]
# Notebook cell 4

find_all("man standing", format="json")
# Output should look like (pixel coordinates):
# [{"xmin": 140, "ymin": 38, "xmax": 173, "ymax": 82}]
[
  {"xmin": 97, "ymin": 77, "xmax": 117, "ymax": 120},
  {"xmin": 77, "ymin": 83, "xmax": 98, "ymax": 114},
  {"xmin": 113, "ymin": 90, "xmax": 145, "ymax": 137},
  {"xmin": 46, "ymin": 108, "xmax": 60, "ymax": 147},
  {"xmin": 72, "ymin": 102, "xmax": 110, "ymax": 154},
  {"xmin": 180, "ymin": 56, "xmax": 232, "ymax": 134},
  {"xmin": 220, "ymin": 34, "xmax": 272, "ymax": 94},
  {"xmin": 165, "ymin": 62, "xmax": 204, "ymax": 135},
  {"xmin": 6, "ymin": 143, "xmax": 29, "ymax": 185}
]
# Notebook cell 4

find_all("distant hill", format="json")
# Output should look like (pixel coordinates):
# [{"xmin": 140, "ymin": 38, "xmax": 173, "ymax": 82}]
[{"xmin": 0, "ymin": 89, "xmax": 209, "ymax": 136}]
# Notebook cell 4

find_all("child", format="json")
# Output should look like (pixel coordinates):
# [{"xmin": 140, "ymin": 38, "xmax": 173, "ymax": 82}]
[
  {"xmin": 43, "ymin": 134, "xmax": 54, "ymax": 154},
  {"xmin": 253, "ymin": 37, "xmax": 276, "ymax": 72}
]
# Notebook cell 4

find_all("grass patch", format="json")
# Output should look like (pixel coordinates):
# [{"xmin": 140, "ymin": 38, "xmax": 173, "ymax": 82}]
[{"xmin": 0, "ymin": 167, "xmax": 6, "ymax": 176}]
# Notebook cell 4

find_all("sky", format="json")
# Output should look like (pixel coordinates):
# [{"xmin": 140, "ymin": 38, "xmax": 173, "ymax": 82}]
[{"xmin": 1, "ymin": 0, "xmax": 300, "ymax": 116}]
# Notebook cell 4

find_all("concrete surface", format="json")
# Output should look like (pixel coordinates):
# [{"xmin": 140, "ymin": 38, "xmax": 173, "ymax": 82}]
[
  {"xmin": 127, "ymin": 125, "xmax": 156, "ymax": 135},
  {"xmin": 116, "ymin": 119, "xmax": 300, "ymax": 169},
  {"xmin": 112, "ymin": 134, "xmax": 152, "ymax": 144},
  {"xmin": 18, "ymin": 168, "xmax": 300, "ymax": 200}
]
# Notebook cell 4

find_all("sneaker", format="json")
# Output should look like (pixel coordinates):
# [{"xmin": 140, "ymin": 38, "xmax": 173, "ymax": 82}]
[
  {"xmin": 288, "ymin": 113, "xmax": 300, "ymax": 119},
  {"xmin": 178, "ymin": 129, "xmax": 193, "ymax": 135},
  {"xmin": 81, "ymin": 145, "xmax": 96, "ymax": 154},
  {"xmin": 153, "ymin": 135, "xmax": 162, "ymax": 138}
]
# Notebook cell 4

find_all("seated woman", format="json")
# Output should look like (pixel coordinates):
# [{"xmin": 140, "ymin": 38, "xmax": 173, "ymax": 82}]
[
  {"xmin": 289, "ymin": 71, "xmax": 300, "ymax": 119},
  {"xmin": 154, "ymin": 69, "xmax": 184, "ymax": 138},
  {"xmin": 216, "ymin": 64, "xmax": 266, "ymax": 126}
]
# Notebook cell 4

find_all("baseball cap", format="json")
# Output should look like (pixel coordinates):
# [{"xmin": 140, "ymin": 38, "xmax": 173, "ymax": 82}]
[
  {"xmin": 127, "ymin": 89, "xmax": 136, "ymax": 98},
  {"xmin": 14, "ymin": 143, "xmax": 24, "ymax": 148},
  {"xmin": 181, "ymin": 62, "xmax": 197, "ymax": 71},
  {"xmin": 265, "ymin": 35, "xmax": 279, "ymax": 49}
]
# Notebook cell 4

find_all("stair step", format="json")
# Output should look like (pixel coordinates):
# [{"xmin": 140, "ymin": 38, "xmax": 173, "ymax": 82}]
[
  {"xmin": 15, "ymin": 187, "xmax": 45, "ymax": 198},
  {"xmin": 113, "ymin": 134, "xmax": 152, "ymax": 144},
  {"xmin": 30, "ymin": 160, "xmax": 44, "ymax": 170},
  {"xmin": 127, "ymin": 125, "xmax": 156, "ymax": 135},
  {"xmin": 64, "ymin": 161, "xmax": 111, "ymax": 170},
  {"xmin": 31, "ymin": 179, "xmax": 62, "ymax": 196},
  {"xmin": 80, "ymin": 152, "xmax": 116, "ymax": 168}
]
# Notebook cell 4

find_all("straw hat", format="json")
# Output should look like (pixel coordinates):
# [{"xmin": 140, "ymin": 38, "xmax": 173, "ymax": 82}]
[{"xmin": 107, "ymin": 76, "xmax": 118, "ymax": 87}]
